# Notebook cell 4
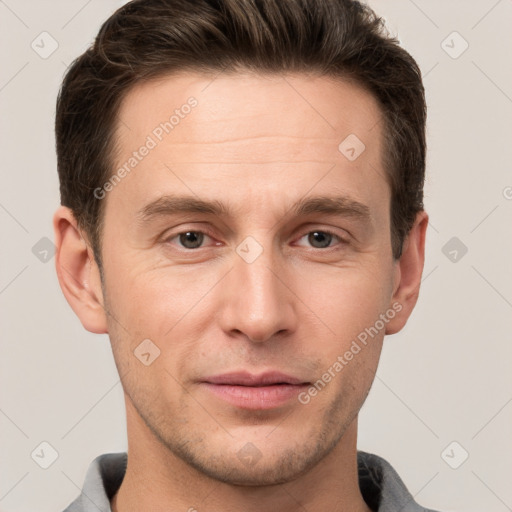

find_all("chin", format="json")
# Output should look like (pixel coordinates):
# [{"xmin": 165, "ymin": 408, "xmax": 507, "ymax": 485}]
[
  {"xmin": 166, "ymin": 428, "xmax": 341, "ymax": 487},
  {"xmin": 184, "ymin": 450, "xmax": 318, "ymax": 487}
]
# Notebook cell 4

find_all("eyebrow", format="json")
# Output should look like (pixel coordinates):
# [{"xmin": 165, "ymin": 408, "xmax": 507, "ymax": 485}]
[
  {"xmin": 136, "ymin": 194, "xmax": 371, "ymax": 225},
  {"xmin": 292, "ymin": 195, "xmax": 370, "ymax": 220}
]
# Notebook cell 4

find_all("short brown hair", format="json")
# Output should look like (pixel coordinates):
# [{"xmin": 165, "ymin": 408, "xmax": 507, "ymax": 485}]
[{"xmin": 56, "ymin": 0, "xmax": 426, "ymax": 268}]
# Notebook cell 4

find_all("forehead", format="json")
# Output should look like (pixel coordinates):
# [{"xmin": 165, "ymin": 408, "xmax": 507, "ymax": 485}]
[
  {"xmin": 109, "ymin": 71, "xmax": 388, "ymax": 218},
  {"xmin": 116, "ymin": 70, "xmax": 383, "ymax": 160}
]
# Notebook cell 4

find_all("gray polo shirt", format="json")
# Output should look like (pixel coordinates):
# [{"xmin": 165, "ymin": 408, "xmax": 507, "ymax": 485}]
[{"xmin": 62, "ymin": 451, "xmax": 440, "ymax": 512}]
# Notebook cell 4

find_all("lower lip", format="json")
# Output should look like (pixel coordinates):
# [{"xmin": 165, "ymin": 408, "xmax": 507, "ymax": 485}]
[{"xmin": 200, "ymin": 383, "xmax": 309, "ymax": 410}]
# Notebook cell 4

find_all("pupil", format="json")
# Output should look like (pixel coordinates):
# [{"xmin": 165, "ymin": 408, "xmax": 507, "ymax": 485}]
[
  {"xmin": 308, "ymin": 231, "xmax": 331, "ymax": 248},
  {"xmin": 180, "ymin": 231, "xmax": 203, "ymax": 249}
]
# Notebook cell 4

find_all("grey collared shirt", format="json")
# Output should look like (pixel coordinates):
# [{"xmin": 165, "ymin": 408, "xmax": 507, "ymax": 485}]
[{"xmin": 62, "ymin": 451, "xmax": 440, "ymax": 512}]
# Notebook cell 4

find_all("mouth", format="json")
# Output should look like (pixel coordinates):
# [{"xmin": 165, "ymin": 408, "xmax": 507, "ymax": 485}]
[{"xmin": 199, "ymin": 371, "xmax": 310, "ymax": 410}]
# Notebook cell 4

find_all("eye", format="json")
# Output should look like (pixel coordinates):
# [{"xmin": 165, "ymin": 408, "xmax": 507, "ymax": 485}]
[
  {"xmin": 168, "ymin": 231, "xmax": 211, "ymax": 249},
  {"xmin": 295, "ymin": 230, "xmax": 345, "ymax": 249}
]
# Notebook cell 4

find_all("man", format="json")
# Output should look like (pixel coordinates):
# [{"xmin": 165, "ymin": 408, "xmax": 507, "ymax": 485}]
[{"xmin": 53, "ymin": 0, "xmax": 439, "ymax": 511}]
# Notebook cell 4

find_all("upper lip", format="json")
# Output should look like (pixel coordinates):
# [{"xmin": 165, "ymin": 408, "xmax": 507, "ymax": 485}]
[{"xmin": 202, "ymin": 371, "xmax": 308, "ymax": 387}]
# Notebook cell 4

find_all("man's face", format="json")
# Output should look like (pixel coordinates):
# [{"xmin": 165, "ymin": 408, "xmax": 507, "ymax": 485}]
[{"xmin": 100, "ymin": 72, "xmax": 398, "ymax": 485}]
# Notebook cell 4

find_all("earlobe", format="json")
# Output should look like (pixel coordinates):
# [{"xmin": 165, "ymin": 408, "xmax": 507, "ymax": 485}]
[
  {"xmin": 385, "ymin": 211, "xmax": 429, "ymax": 335},
  {"xmin": 53, "ymin": 206, "xmax": 108, "ymax": 334}
]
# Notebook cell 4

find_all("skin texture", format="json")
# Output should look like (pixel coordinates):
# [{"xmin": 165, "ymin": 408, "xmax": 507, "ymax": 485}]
[{"xmin": 54, "ymin": 72, "xmax": 428, "ymax": 512}]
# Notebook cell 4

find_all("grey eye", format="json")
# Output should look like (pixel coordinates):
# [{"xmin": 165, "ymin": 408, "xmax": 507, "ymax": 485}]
[
  {"xmin": 307, "ymin": 231, "xmax": 333, "ymax": 248},
  {"xmin": 178, "ymin": 231, "xmax": 204, "ymax": 249}
]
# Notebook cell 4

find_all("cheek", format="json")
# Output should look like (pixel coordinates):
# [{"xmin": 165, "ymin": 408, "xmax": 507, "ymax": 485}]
[
  {"xmin": 104, "ymin": 255, "xmax": 209, "ymax": 335},
  {"xmin": 292, "ymin": 260, "xmax": 394, "ymax": 341},
  {"xmin": 103, "ymin": 261, "xmax": 224, "ymax": 383}
]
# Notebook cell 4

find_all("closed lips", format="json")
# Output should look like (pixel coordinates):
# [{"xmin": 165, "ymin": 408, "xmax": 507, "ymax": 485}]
[{"xmin": 202, "ymin": 371, "xmax": 309, "ymax": 386}]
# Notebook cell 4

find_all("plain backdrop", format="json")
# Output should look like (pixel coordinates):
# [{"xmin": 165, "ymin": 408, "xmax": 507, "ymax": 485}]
[{"xmin": 1, "ymin": 1, "xmax": 511, "ymax": 511}]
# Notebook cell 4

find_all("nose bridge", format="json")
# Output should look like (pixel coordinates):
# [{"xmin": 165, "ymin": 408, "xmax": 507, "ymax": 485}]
[
  {"xmin": 240, "ymin": 250, "xmax": 279, "ymax": 314},
  {"xmin": 220, "ymin": 238, "xmax": 295, "ymax": 342}
]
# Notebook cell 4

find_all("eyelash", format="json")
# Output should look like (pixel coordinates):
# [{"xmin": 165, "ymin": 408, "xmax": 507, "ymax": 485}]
[
  {"xmin": 163, "ymin": 228, "xmax": 348, "ymax": 250},
  {"xmin": 295, "ymin": 229, "xmax": 348, "ymax": 249}
]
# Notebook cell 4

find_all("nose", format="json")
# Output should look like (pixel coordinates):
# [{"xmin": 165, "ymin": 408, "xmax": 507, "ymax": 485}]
[{"xmin": 217, "ymin": 243, "xmax": 297, "ymax": 343}]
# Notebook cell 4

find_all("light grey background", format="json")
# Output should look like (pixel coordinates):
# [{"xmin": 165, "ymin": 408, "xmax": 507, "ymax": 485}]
[{"xmin": 1, "ymin": 1, "xmax": 511, "ymax": 511}]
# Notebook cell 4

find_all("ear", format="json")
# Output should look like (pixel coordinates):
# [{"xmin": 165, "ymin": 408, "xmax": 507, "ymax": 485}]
[
  {"xmin": 53, "ymin": 206, "xmax": 108, "ymax": 334},
  {"xmin": 385, "ymin": 210, "xmax": 428, "ymax": 335}
]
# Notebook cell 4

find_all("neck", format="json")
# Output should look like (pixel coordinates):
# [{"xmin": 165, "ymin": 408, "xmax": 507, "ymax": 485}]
[{"xmin": 111, "ymin": 399, "xmax": 372, "ymax": 512}]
